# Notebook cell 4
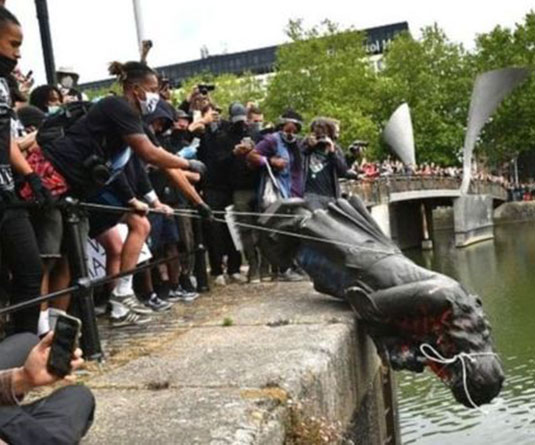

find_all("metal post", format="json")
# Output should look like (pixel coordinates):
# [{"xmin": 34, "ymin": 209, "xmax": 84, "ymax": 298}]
[
  {"xmin": 34, "ymin": 0, "xmax": 56, "ymax": 85},
  {"xmin": 193, "ymin": 219, "xmax": 210, "ymax": 292},
  {"xmin": 64, "ymin": 207, "xmax": 103, "ymax": 362},
  {"xmin": 132, "ymin": 0, "xmax": 145, "ymax": 54},
  {"xmin": 513, "ymin": 156, "xmax": 519, "ymax": 187}
]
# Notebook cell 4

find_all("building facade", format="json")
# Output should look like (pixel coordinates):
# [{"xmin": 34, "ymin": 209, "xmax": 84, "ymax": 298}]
[{"xmin": 80, "ymin": 22, "xmax": 409, "ymax": 91}]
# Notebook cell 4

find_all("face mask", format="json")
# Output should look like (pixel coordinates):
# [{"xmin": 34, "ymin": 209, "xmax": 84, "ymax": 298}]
[
  {"xmin": 139, "ymin": 91, "xmax": 160, "ymax": 115},
  {"xmin": 60, "ymin": 75, "xmax": 74, "ymax": 89},
  {"xmin": 47, "ymin": 105, "xmax": 61, "ymax": 115},
  {"xmin": 0, "ymin": 55, "xmax": 17, "ymax": 78},
  {"xmin": 249, "ymin": 122, "xmax": 262, "ymax": 133},
  {"xmin": 281, "ymin": 132, "xmax": 296, "ymax": 144}
]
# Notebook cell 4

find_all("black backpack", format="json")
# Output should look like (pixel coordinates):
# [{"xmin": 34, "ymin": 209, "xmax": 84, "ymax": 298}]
[{"xmin": 36, "ymin": 100, "xmax": 93, "ymax": 147}]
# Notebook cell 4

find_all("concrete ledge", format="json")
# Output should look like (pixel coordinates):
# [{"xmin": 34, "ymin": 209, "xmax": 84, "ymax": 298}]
[{"xmin": 83, "ymin": 285, "xmax": 387, "ymax": 444}]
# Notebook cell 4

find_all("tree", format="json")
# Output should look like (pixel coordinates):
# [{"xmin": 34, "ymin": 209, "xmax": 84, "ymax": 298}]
[
  {"xmin": 263, "ymin": 19, "xmax": 380, "ymax": 151},
  {"xmin": 470, "ymin": 11, "xmax": 535, "ymax": 165},
  {"xmin": 378, "ymin": 25, "xmax": 473, "ymax": 165}
]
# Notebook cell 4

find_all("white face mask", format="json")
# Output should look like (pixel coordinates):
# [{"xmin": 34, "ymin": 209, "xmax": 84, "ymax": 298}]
[
  {"xmin": 47, "ymin": 105, "xmax": 61, "ymax": 115},
  {"xmin": 139, "ymin": 91, "xmax": 160, "ymax": 115},
  {"xmin": 60, "ymin": 75, "xmax": 74, "ymax": 89}
]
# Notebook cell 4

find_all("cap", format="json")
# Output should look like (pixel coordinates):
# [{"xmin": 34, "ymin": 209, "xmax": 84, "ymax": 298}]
[{"xmin": 229, "ymin": 102, "xmax": 247, "ymax": 123}]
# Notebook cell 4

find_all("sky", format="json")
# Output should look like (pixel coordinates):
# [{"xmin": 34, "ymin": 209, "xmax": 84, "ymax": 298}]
[{"xmin": 6, "ymin": 0, "xmax": 535, "ymax": 85}]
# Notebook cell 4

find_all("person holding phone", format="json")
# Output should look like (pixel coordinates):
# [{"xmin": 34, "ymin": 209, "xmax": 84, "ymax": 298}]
[
  {"xmin": 0, "ymin": 327, "xmax": 95, "ymax": 444},
  {"xmin": 229, "ymin": 102, "xmax": 263, "ymax": 283},
  {"xmin": 302, "ymin": 117, "xmax": 349, "ymax": 209}
]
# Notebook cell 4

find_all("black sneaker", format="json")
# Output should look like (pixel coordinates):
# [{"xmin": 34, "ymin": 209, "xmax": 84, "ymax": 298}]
[
  {"xmin": 169, "ymin": 285, "xmax": 199, "ymax": 303},
  {"xmin": 179, "ymin": 274, "xmax": 196, "ymax": 293},
  {"xmin": 144, "ymin": 293, "xmax": 173, "ymax": 312}
]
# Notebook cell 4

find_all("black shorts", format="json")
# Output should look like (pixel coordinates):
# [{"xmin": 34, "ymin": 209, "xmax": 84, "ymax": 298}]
[{"xmin": 87, "ymin": 190, "xmax": 124, "ymax": 239}]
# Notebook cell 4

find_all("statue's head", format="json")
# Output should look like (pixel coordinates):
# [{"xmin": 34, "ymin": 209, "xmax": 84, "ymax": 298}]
[{"xmin": 427, "ymin": 287, "xmax": 504, "ymax": 408}]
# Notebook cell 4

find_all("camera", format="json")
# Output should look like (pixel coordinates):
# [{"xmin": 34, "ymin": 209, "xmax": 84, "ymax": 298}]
[
  {"xmin": 197, "ymin": 84, "xmax": 215, "ymax": 95},
  {"xmin": 83, "ymin": 154, "xmax": 111, "ymax": 186},
  {"xmin": 315, "ymin": 136, "xmax": 330, "ymax": 149}
]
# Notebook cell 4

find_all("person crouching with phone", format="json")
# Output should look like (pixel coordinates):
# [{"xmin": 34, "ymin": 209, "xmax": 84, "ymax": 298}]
[{"xmin": 0, "ymin": 316, "xmax": 95, "ymax": 444}]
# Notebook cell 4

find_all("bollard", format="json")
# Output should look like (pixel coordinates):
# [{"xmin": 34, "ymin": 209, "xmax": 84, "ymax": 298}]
[{"xmin": 63, "ymin": 204, "xmax": 103, "ymax": 361}]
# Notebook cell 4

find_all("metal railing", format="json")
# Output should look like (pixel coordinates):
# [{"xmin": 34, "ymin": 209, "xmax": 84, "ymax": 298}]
[{"xmin": 341, "ymin": 176, "xmax": 508, "ymax": 204}]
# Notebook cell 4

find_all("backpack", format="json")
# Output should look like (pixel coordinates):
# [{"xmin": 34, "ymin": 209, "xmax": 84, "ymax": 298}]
[{"xmin": 36, "ymin": 100, "xmax": 93, "ymax": 147}]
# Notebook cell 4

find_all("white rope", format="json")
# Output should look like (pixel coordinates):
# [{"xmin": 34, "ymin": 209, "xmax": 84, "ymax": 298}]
[{"xmin": 419, "ymin": 343, "xmax": 498, "ymax": 413}]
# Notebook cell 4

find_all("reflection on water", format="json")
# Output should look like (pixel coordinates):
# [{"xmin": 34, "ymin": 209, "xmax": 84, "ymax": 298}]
[{"xmin": 399, "ymin": 222, "xmax": 535, "ymax": 445}]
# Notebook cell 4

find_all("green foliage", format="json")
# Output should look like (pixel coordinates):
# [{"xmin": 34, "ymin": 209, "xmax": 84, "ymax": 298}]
[
  {"xmin": 263, "ymin": 19, "xmax": 378, "ymax": 150},
  {"xmin": 378, "ymin": 25, "xmax": 473, "ymax": 165},
  {"xmin": 470, "ymin": 11, "xmax": 535, "ymax": 163},
  {"xmin": 82, "ymin": 12, "xmax": 535, "ymax": 168},
  {"xmin": 83, "ymin": 82, "xmax": 122, "ymax": 101}
]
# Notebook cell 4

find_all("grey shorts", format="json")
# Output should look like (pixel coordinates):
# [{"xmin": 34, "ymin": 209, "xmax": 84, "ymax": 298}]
[{"xmin": 30, "ymin": 207, "xmax": 63, "ymax": 259}]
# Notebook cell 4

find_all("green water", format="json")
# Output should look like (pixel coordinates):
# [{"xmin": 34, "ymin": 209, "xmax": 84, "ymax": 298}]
[{"xmin": 399, "ymin": 222, "xmax": 535, "ymax": 445}]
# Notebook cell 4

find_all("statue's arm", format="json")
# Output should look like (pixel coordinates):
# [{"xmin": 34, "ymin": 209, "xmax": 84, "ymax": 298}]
[{"xmin": 345, "ymin": 279, "xmax": 451, "ymax": 321}]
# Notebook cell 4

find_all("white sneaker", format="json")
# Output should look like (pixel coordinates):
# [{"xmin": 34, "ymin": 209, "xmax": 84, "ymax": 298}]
[
  {"xmin": 112, "ymin": 294, "xmax": 153, "ymax": 315},
  {"xmin": 213, "ymin": 275, "xmax": 226, "ymax": 286},
  {"xmin": 228, "ymin": 273, "xmax": 247, "ymax": 284},
  {"xmin": 110, "ymin": 310, "xmax": 152, "ymax": 328}
]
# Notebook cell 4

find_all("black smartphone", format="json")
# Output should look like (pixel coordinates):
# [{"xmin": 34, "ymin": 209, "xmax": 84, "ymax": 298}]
[{"xmin": 47, "ymin": 314, "xmax": 81, "ymax": 377}]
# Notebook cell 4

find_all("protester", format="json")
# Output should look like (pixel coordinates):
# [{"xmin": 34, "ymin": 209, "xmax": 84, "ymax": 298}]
[
  {"xmin": 29, "ymin": 84, "xmax": 62, "ymax": 114},
  {"xmin": 0, "ymin": 5, "xmax": 50, "ymax": 335},
  {"xmin": 197, "ymin": 103, "xmax": 245, "ymax": 286},
  {"xmin": 230, "ymin": 103, "xmax": 264, "ymax": 283},
  {"xmin": 302, "ymin": 117, "xmax": 349, "ymax": 209},
  {"xmin": 247, "ymin": 109, "xmax": 306, "ymax": 281},
  {"xmin": 247, "ymin": 108, "xmax": 305, "ymax": 201},
  {"xmin": 144, "ymin": 99, "xmax": 199, "ymax": 302}
]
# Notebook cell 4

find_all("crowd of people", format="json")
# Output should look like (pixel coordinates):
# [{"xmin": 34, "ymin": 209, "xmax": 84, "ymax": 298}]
[
  {"xmin": 348, "ymin": 155, "xmax": 510, "ymax": 186},
  {"xmin": 0, "ymin": 3, "xmax": 525, "ymax": 443},
  {"xmin": 0, "ymin": 4, "xmax": 357, "ymax": 441}
]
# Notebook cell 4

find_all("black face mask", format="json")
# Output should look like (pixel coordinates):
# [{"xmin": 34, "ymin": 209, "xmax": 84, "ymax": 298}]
[
  {"xmin": 0, "ymin": 55, "xmax": 17, "ymax": 78},
  {"xmin": 232, "ymin": 122, "xmax": 247, "ymax": 135}
]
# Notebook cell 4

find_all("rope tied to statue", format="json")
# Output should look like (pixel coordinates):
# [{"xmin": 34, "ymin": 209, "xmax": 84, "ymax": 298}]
[{"xmin": 419, "ymin": 343, "xmax": 499, "ymax": 413}]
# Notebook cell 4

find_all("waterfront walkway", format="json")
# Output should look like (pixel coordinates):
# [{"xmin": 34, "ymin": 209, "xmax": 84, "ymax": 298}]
[{"xmin": 79, "ymin": 281, "xmax": 387, "ymax": 444}]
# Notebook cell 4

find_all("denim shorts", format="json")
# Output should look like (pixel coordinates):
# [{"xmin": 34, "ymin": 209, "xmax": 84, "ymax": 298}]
[{"xmin": 149, "ymin": 214, "xmax": 179, "ymax": 251}]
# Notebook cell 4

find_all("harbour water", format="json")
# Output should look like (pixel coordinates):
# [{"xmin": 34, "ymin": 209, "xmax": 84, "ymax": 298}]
[{"xmin": 399, "ymin": 222, "xmax": 535, "ymax": 445}]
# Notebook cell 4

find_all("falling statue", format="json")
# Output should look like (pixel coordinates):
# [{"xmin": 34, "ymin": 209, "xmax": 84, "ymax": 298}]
[{"xmin": 258, "ymin": 196, "xmax": 504, "ymax": 407}]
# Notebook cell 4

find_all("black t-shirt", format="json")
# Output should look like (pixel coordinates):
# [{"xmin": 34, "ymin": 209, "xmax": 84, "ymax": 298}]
[
  {"xmin": 305, "ymin": 150, "xmax": 335, "ymax": 197},
  {"xmin": 0, "ymin": 77, "xmax": 14, "ymax": 195},
  {"xmin": 44, "ymin": 96, "xmax": 145, "ymax": 196}
]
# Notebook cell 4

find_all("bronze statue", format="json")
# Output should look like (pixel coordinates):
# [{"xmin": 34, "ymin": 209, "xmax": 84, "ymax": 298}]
[{"xmin": 259, "ymin": 196, "xmax": 504, "ymax": 407}]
